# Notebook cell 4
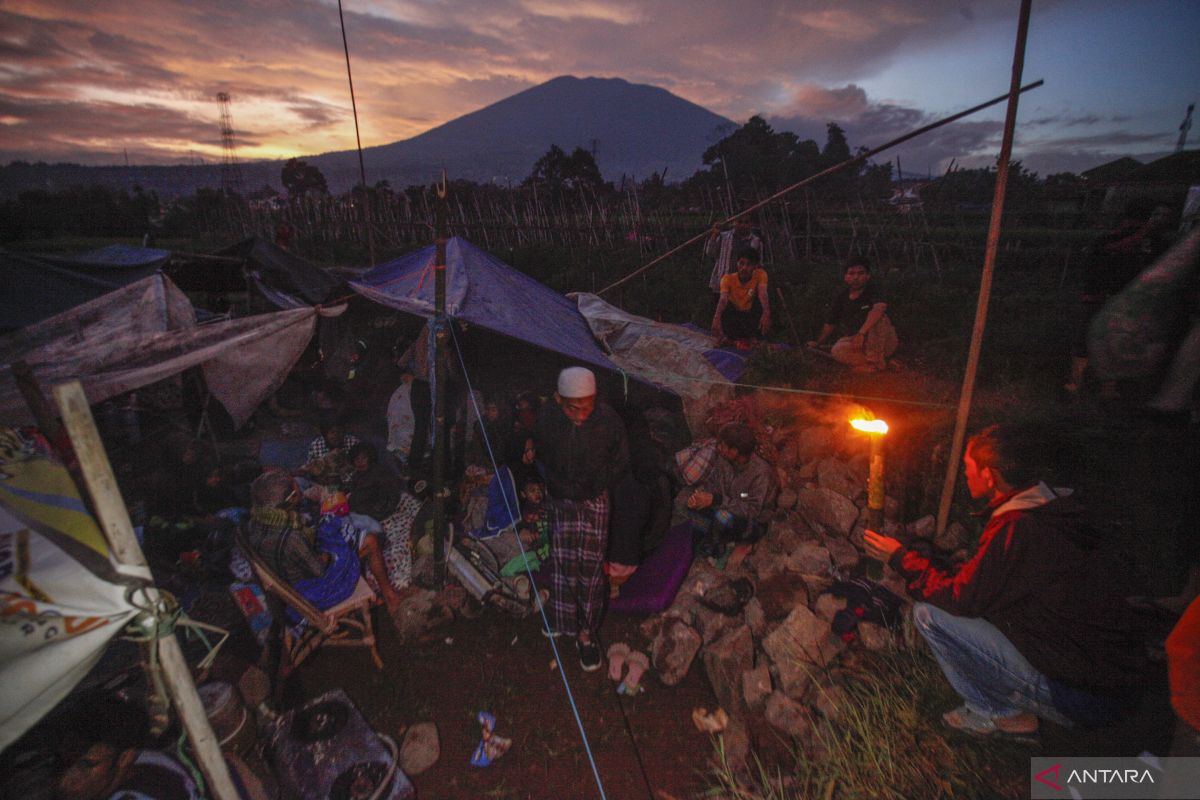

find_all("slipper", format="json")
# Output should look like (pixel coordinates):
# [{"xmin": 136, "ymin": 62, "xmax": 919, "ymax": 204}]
[
  {"xmin": 942, "ymin": 705, "xmax": 1039, "ymax": 745},
  {"xmin": 606, "ymin": 642, "xmax": 630, "ymax": 682},
  {"xmin": 619, "ymin": 650, "xmax": 649, "ymax": 695}
]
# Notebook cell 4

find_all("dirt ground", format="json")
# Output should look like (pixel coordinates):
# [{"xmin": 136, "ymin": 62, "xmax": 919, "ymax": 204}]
[{"xmin": 288, "ymin": 609, "xmax": 718, "ymax": 800}]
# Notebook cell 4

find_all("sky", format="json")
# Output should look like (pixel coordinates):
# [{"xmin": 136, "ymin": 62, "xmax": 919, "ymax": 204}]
[{"xmin": 0, "ymin": 0, "xmax": 1196, "ymax": 178}]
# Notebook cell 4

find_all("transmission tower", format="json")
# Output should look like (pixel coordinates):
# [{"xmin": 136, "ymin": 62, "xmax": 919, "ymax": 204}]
[
  {"xmin": 216, "ymin": 92, "xmax": 245, "ymax": 197},
  {"xmin": 1178, "ymin": 103, "xmax": 1195, "ymax": 153}
]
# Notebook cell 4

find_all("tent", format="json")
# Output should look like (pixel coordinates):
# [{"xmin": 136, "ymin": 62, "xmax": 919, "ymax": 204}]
[
  {"xmin": 0, "ymin": 245, "xmax": 170, "ymax": 331},
  {"xmin": 0, "ymin": 274, "xmax": 319, "ymax": 428},
  {"xmin": 350, "ymin": 237, "xmax": 620, "ymax": 375},
  {"xmin": 0, "ymin": 427, "xmax": 141, "ymax": 751},
  {"xmin": 217, "ymin": 236, "xmax": 342, "ymax": 310}
]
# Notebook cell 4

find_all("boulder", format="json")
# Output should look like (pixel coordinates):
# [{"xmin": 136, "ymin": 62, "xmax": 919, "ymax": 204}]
[
  {"xmin": 743, "ymin": 597, "xmax": 767, "ymax": 638},
  {"xmin": 652, "ymin": 617, "xmax": 703, "ymax": 685},
  {"xmin": 796, "ymin": 487, "xmax": 859, "ymax": 535},
  {"xmin": 702, "ymin": 625, "xmax": 755, "ymax": 717},
  {"xmin": 816, "ymin": 457, "xmax": 864, "ymax": 501},
  {"xmin": 390, "ymin": 589, "xmax": 450, "ymax": 643},
  {"xmin": 784, "ymin": 542, "xmax": 831, "ymax": 575},
  {"xmin": 798, "ymin": 573, "xmax": 834, "ymax": 598},
  {"xmin": 794, "ymin": 426, "xmax": 834, "ymax": 463},
  {"xmin": 398, "ymin": 722, "xmax": 440, "ymax": 776},
  {"xmin": 742, "ymin": 663, "xmax": 773, "ymax": 709},
  {"xmin": 908, "ymin": 514, "xmax": 936, "ymax": 539},
  {"xmin": 935, "ymin": 521, "xmax": 969, "ymax": 552},
  {"xmin": 811, "ymin": 679, "xmax": 849, "ymax": 723},
  {"xmin": 857, "ymin": 622, "xmax": 894, "ymax": 652},
  {"xmin": 762, "ymin": 604, "xmax": 844, "ymax": 698},
  {"xmin": 695, "ymin": 602, "xmax": 741, "ymax": 645},
  {"xmin": 797, "ymin": 461, "xmax": 817, "ymax": 480},
  {"xmin": 776, "ymin": 488, "xmax": 798, "ymax": 510},
  {"xmin": 764, "ymin": 691, "xmax": 812, "ymax": 740},
  {"xmin": 813, "ymin": 593, "xmax": 847, "ymax": 623},
  {"xmin": 755, "ymin": 573, "xmax": 810, "ymax": 622},
  {"xmin": 824, "ymin": 535, "xmax": 860, "ymax": 571},
  {"xmin": 765, "ymin": 521, "xmax": 803, "ymax": 555},
  {"xmin": 719, "ymin": 718, "xmax": 751, "ymax": 770},
  {"xmin": 884, "ymin": 495, "xmax": 902, "ymax": 521}
]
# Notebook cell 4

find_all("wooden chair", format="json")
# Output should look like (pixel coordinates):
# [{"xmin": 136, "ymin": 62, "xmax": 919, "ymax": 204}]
[{"xmin": 235, "ymin": 531, "xmax": 383, "ymax": 683}]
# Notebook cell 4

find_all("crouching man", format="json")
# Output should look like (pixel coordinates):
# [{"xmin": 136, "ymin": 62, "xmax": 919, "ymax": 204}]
[
  {"xmin": 864, "ymin": 424, "xmax": 1145, "ymax": 738},
  {"xmin": 684, "ymin": 422, "xmax": 776, "ymax": 567}
]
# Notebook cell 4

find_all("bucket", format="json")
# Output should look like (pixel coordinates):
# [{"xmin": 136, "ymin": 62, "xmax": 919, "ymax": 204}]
[{"xmin": 199, "ymin": 680, "xmax": 256, "ymax": 755}]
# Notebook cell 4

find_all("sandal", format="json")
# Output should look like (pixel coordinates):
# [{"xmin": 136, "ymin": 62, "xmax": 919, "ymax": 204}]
[
  {"xmin": 942, "ymin": 705, "xmax": 1039, "ymax": 744},
  {"xmin": 606, "ymin": 642, "xmax": 630, "ymax": 682}
]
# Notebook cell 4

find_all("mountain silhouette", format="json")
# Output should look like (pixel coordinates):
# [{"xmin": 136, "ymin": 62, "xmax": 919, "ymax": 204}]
[{"xmin": 1, "ymin": 76, "xmax": 736, "ymax": 197}]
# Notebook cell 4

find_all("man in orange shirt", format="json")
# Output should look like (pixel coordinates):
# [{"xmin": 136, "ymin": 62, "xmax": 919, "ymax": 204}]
[{"xmin": 711, "ymin": 248, "xmax": 770, "ymax": 346}]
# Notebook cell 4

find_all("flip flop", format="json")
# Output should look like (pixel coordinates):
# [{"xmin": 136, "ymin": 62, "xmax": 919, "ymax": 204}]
[
  {"xmin": 606, "ymin": 642, "xmax": 631, "ymax": 682},
  {"xmin": 942, "ymin": 705, "xmax": 1039, "ymax": 745}
]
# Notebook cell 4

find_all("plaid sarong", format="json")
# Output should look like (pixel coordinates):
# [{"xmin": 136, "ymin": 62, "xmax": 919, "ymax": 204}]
[{"xmin": 547, "ymin": 493, "xmax": 610, "ymax": 637}]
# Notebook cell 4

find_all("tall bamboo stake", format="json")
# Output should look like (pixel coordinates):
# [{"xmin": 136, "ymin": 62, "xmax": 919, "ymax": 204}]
[
  {"xmin": 935, "ymin": 0, "xmax": 1033, "ymax": 536},
  {"xmin": 432, "ymin": 174, "xmax": 449, "ymax": 587}
]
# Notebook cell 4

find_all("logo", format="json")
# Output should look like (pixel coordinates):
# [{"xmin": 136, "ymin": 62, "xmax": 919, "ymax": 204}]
[{"xmin": 1034, "ymin": 764, "xmax": 1063, "ymax": 791}]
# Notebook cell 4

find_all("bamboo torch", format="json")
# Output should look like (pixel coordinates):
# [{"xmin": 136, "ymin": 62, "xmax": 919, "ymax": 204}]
[{"xmin": 850, "ymin": 416, "xmax": 889, "ymax": 579}]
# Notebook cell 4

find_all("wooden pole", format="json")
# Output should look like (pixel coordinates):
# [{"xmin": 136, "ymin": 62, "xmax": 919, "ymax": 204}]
[
  {"xmin": 432, "ymin": 175, "xmax": 449, "ymax": 588},
  {"xmin": 935, "ymin": 0, "xmax": 1033, "ymax": 536},
  {"xmin": 595, "ymin": 78, "xmax": 1044, "ymax": 296},
  {"xmin": 53, "ymin": 381, "xmax": 239, "ymax": 800}
]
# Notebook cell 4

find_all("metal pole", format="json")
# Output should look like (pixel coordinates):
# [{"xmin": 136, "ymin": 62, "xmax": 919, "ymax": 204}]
[
  {"xmin": 432, "ymin": 174, "xmax": 449, "ymax": 587},
  {"xmin": 337, "ymin": 0, "xmax": 376, "ymax": 265},
  {"xmin": 935, "ymin": 0, "xmax": 1033, "ymax": 536},
  {"xmin": 596, "ymin": 79, "xmax": 1044, "ymax": 297},
  {"xmin": 53, "ymin": 381, "xmax": 238, "ymax": 800}
]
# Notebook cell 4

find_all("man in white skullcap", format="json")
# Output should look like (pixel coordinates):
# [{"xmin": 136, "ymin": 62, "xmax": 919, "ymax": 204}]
[{"xmin": 534, "ymin": 366, "xmax": 629, "ymax": 671}]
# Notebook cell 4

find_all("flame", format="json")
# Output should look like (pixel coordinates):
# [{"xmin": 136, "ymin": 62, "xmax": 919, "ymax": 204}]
[{"xmin": 849, "ymin": 418, "xmax": 889, "ymax": 435}]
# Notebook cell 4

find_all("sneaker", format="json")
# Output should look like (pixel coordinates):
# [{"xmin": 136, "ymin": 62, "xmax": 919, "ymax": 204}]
[
  {"xmin": 577, "ymin": 638, "xmax": 602, "ymax": 672},
  {"xmin": 541, "ymin": 625, "xmax": 562, "ymax": 639}
]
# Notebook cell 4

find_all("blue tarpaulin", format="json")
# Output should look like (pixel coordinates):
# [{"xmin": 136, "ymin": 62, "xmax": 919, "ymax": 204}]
[{"xmin": 349, "ymin": 237, "xmax": 619, "ymax": 374}]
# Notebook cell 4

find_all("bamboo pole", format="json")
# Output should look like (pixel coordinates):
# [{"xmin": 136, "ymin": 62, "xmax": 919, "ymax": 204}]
[
  {"xmin": 432, "ymin": 175, "xmax": 449, "ymax": 588},
  {"xmin": 53, "ymin": 381, "xmax": 238, "ymax": 800},
  {"xmin": 595, "ymin": 79, "xmax": 1043, "ymax": 297},
  {"xmin": 935, "ymin": 0, "xmax": 1033, "ymax": 536}
]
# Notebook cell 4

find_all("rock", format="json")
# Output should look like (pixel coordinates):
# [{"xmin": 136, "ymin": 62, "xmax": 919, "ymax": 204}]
[
  {"xmin": 398, "ymin": 722, "xmax": 440, "ymax": 776},
  {"xmin": 813, "ymin": 593, "xmax": 847, "ymax": 623},
  {"xmin": 777, "ymin": 488, "xmax": 798, "ymax": 510},
  {"xmin": 719, "ymin": 718, "xmax": 751, "ymax": 770},
  {"xmin": 794, "ymin": 426, "xmax": 834, "ymax": 463},
  {"xmin": 236, "ymin": 664, "xmax": 270, "ymax": 708},
  {"xmin": 857, "ymin": 622, "xmax": 894, "ymax": 651},
  {"xmin": 935, "ymin": 521, "xmax": 968, "ymax": 552},
  {"xmin": 434, "ymin": 584, "xmax": 468, "ymax": 614},
  {"xmin": 908, "ymin": 514, "xmax": 936, "ymax": 539},
  {"xmin": 743, "ymin": 597, "xmax": 767, "ymax": 638},
  {"xmin": 797, "ymin": 461, "xmax": 817, "ymax": 480},
  {"xmin": 879, "ymin": 571, "xmax": 908, "ymax": 600},
  {"xmin": 762, "ymin": 604, "xmax": 844, "ymax": 698},
  {"xmin": 765, "ymin": 521, "xmax": 803, "ymax": 554},
  {"xmin": 702, "ymin": 626, "xmax": 755, "ymax": 718},
  {"xmin": 742, "ymin": 663, "xmax": 773, "ymax": 709},
  {"xmin": 796, "ymin": 487, "xmax": 859, "ymax": 535},
  {"xmin": 652, "ymin": 617, "xmax": 702, "ymax": 685},
  {"xmin": 824, "ymin": 536, "xmax": 860, "ymax": 570},
  {"xmin": 755, "ymin": 573, "xmax": 810, "ymax": 622},
  {"xmin": 764, "ymin": 691, "xmax": 812, "ymax": 740},
  {"xmin": 816, "ymin": 457, "xmax": 864, "ymax": 501},
  {"xmin": 695, "ymin": 602, "xmax": 741, "ymax": 645},
  {"xmin": 390, "ymin": 589, "xmax": 449, "ymax": 643},
  {"xmin": 811, "ymin": 679, "xmax": 849, "ymax": 723},
  {"xmin": 799, "ymin": 573, "xmax": 834, "ymax": 598},
  {"xmin": 784, "ymin": 542, "xmax": 831, "ymax": 575},
  {"xmin": 884, "ymin": 495, "xmax": 902, "ymax": 521}
]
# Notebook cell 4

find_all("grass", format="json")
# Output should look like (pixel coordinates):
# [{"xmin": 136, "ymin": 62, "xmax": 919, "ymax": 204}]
[{"xmin": 704, "ymin": 649, "xmax": 1029, "ymax": 800}]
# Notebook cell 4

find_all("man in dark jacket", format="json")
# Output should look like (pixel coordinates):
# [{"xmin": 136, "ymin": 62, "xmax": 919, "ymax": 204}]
[
  {"xmin": 864, "ymin": 424, "xmax": 1145, "ymax": 738},
  {"xmin": 534, "ymin": 366, "xmax": 629, "ymax": 671}
]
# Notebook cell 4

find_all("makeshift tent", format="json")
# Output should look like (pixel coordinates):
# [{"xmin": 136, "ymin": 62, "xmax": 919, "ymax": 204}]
[
  {"xmin": 0, "ymin": 245, "xmax": 170, "ymax": 330},
  {"xmin": 350, "ymin": 237, "xmax": 621, "ymax": 375},
  {"xmin": 218, "ymin": 236, "xmax": 342, "ymax": 310},
  {"xmin": 572, "ymin": 292, "xmax": 737, "ymax": 433},
  {"xmin": 0, "ymin": 427, "xmax": 141, "ymax": 751},
  {"xmin": 0, "ymin": 274, "xmax": 319, "ymax": 428}
]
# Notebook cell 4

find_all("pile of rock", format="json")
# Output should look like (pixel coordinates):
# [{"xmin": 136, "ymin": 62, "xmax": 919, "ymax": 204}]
[{"xmin": 641, "ymin": 413, "xmax": 967, "ymax": 767}]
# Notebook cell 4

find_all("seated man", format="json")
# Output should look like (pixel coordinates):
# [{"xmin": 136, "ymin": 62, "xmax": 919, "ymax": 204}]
[
  {"xmin": 808, "ymin": 258, "xmax": 898, "ymax": 371},
  {"xmin": 711, "ymin": 248, "xmax": 771, "ymax": 345},
  {"xmin": 303, "ymin": 417, "xmax": 360, "ymax": 471},
  {"xmin": 864, "ymin": 424, "xmax": 1146, "ymax": 737},
  {"xmin": 244, "ymin": 470, "xmax": 404, "ymax": 614},
  {"xmin": 683, "ymin": 422, "xmax": 775, "ymax": 565}
]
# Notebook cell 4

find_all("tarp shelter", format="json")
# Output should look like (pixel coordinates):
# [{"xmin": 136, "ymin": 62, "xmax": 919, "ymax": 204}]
[
  {"xmin": 218, "ymin": 236, "xmax": 342, "ymax": 310},
  {"xmin": 350, "ymin": 237, "xmax": 620, "ymax": 374},
  {"xmin": 0, "ymin": 245, "xmax": 170, "ymax": 331},
  {"xmin": 0, "ymin": 427, "xmax": 142, "ymax": 751},
  {"xmin": 0, "ymin": 274, "xmax": 319, "ymax": 429}
]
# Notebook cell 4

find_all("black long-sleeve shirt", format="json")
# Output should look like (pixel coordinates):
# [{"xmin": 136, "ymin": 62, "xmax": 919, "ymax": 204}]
[{"xmin": 534, "ymin": 400, "xmax": 629, "ymax": 501}]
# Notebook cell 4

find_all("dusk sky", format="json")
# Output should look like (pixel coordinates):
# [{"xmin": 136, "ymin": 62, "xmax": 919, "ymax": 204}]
[{"xmin": 1, "ymin": 0, "xmax": 1196, "ymax": 178}]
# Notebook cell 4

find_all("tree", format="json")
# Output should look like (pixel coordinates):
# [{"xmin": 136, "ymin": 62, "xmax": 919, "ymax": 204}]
[
  {"xmin": 526, "ymin": 145, "xmax": 606, "ymax": 194},
  {"xmin": 281, "ymin": 158, "xmax": 328, "ymax": 197},
  {"xmin": 698, "ymin": 115, "xmax": 822, "ymax": 200}
]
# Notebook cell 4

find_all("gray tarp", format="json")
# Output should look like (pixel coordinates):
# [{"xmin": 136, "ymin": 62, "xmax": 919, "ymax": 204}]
[
  {"xmin": 0, "ymin": 275, "xmax": 317, "ymax": 427},
  {"xmin": 572, "ymin": 292, "xmax": 733, "ymax": 433}
]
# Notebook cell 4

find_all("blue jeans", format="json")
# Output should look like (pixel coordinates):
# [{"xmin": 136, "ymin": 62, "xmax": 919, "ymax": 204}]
[{"xmin": 912, "ymin": 603, "xmax": 1075, "ymax": 726}]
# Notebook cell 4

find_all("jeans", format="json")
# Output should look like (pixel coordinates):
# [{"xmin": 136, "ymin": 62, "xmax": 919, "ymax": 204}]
[{"xmin": 912, "ymin": 602, "xmax": 1074, "ymax": 726}]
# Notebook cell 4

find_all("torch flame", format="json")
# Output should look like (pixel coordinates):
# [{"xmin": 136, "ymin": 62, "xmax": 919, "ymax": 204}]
[{"xmin": 850, "ymin": 418, "xmax": 889, "ymax": 435}]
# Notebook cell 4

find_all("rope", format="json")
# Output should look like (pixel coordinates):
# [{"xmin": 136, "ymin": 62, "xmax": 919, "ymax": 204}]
[{"xmin": 447, "ymin": 324, "xmax": 609, "ymax": 800}]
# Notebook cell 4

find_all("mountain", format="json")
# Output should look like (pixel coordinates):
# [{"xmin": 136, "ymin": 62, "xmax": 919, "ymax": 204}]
[{"xmin": 0, "ymin": 76, "xmax": 735, "ymax": 198}]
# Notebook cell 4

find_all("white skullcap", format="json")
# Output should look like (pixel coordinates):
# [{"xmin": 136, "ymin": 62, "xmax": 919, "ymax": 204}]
[{"xmin": 557, "ymin": 367, "xmax": 596, "ymax": 398}]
